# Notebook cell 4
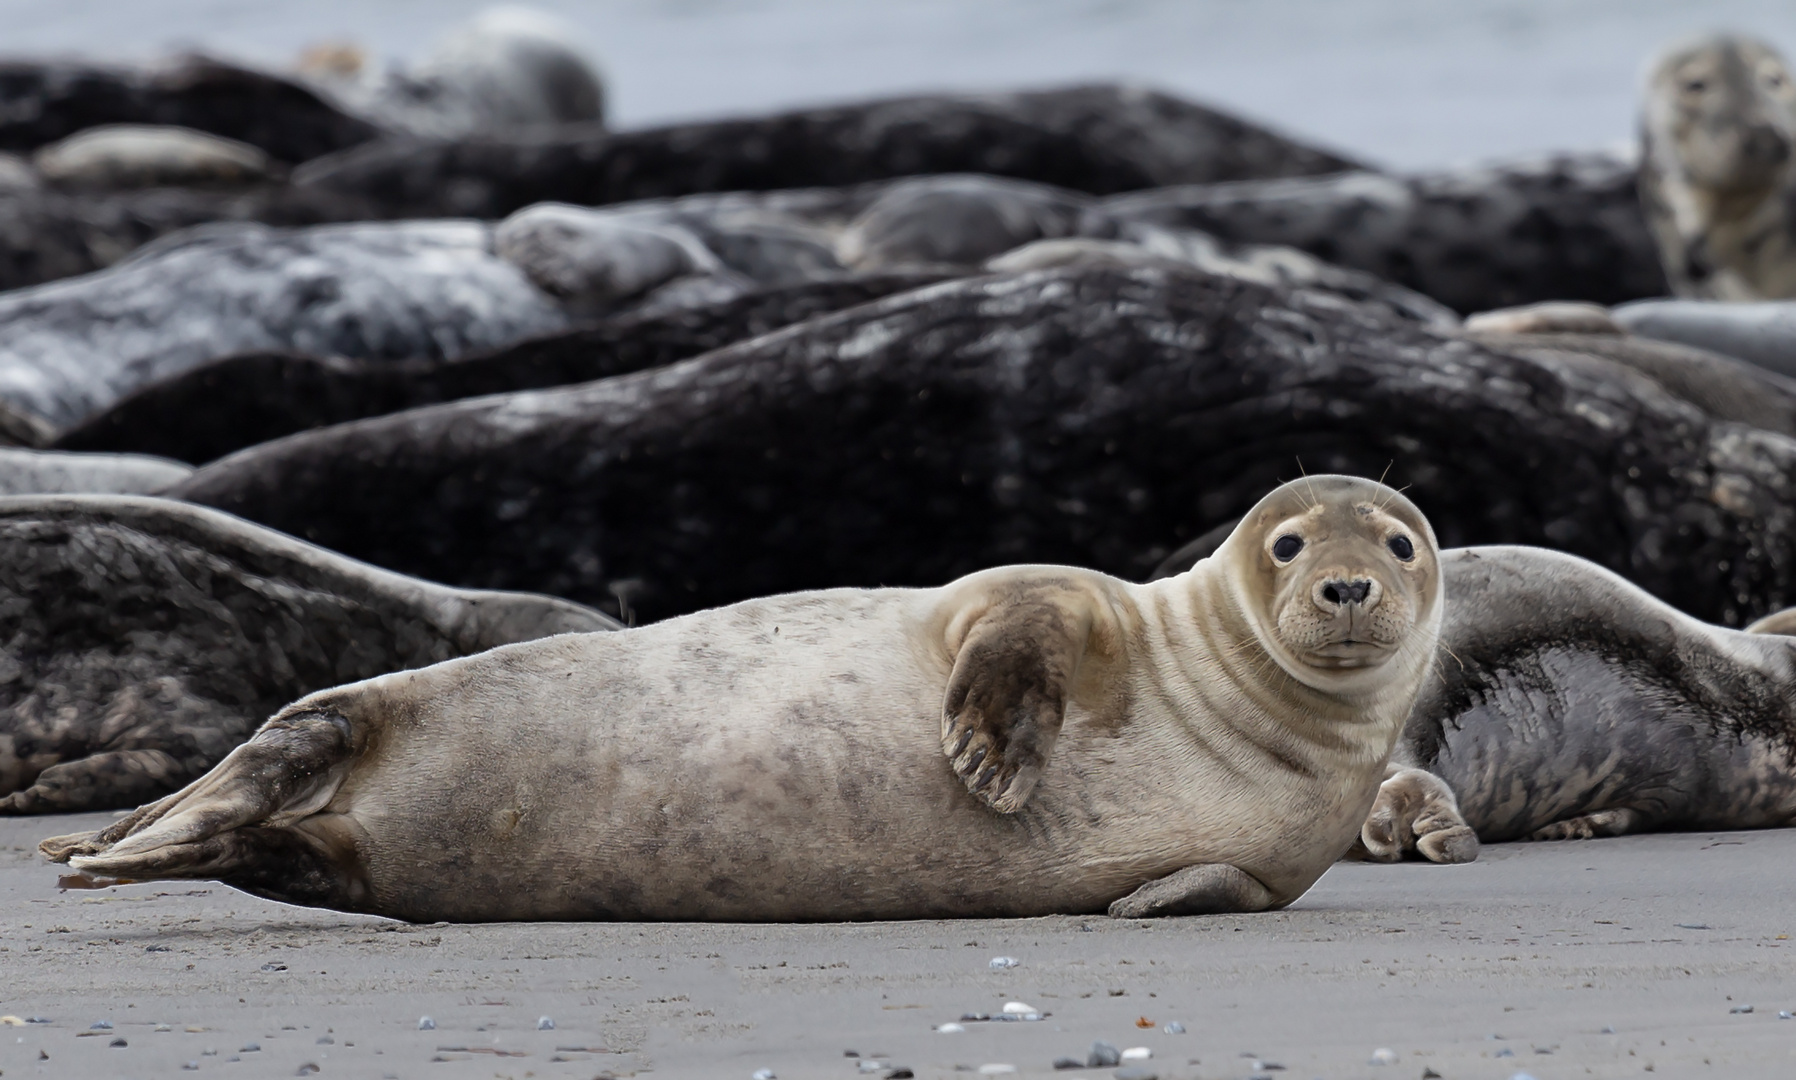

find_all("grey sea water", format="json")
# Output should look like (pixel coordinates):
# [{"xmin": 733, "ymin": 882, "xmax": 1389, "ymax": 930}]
[{"xmin": 0, "ymin": 0, "xmax": 1790, "ymax": 168}]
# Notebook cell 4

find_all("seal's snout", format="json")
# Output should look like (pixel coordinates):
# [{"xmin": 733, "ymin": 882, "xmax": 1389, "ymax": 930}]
[
  {"xmin": 1316, "ymin": 578, "xmax": 1375, "ymax": 609},
  {"xmin": 1742, "ymin": 122, "xmax": 1792, "ymax": 165}
]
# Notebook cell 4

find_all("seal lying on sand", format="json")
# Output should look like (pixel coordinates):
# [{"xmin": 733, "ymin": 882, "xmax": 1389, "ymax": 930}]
[
  {"xmin": 0, "ymin": 496, "xmax": 612, "ymax": 815},
  {"xmin": 1150, "ymin": 536, "xmax": 1796, "ymax": 862},
  {"xmin": 1639, "ymin": 34, "xmax": 1796, "ymax": 299},
  {"xmin": 42, "ymin": 476, "xmax": 1442, "ymax": 921}
]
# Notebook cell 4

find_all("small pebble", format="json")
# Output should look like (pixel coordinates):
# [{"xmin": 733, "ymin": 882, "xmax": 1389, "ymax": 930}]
[
  {"xmin": 1422, "ymin": 1069, "xmax": 1443, "ymax": 1080},
  {"xmin": 259, "ymin": 962, "xmax": 287, "ymax": 972},
  {"xmin": 1509, "ymin": 1074, "xmax": 1541, "ymax": 1080},
  {"xmin": 1495, "ymin": 1047, "xmax": 1515, "ymax": 1058},
  {"xmin": 227, "ymin": 1056, "xmax": 241, "ymax": 1063},
  {"xmin": 1601, "ymin": 1026, "xmax": 1616, "ymax": 1034},
  {"xmin": 241, "ymin": 1042, "xmax": 261, "ymax": 1052},
  {"xmin": 887, "ymin": 1070, "xmax": 914, "ymax": 1079},
  {"xmin": 91, "ymin": 1020, "xmax": 113, "ymax": 1030},
  {"xmin": 751, "ymin": 1070, "xmax": 776, "ymax": 1080},
  {"xmin": 316, "ymin": 1035, "xmax": 334, "ymax": 1044},
  {"xmin": 1121, "ymin": 1046, "xmax": 1152, "ymax": 1060},
  {"xmin": 25, "ymin": 1018, "xmax": 50, "ymax": 1025},
  {"xmin": 296, "ymin": 1065, "xmax": 321, "ymax": 1077},
  {"xmin": 1162, "ymin": 1021, "xmax": 1186, "ymax": 1034},
  {"xmin": 537, "ymin": 1016, "xmax": 555, "ymax": 1030},
  {"xmin": 1731, "ymin": 1004, "xmax": 1754, "ymax": 1014},
  {"xmin": 977, "ymin": 1066, "xmax": 1017, "ymax": 1076},
  {"xmin": 155, "ymin": 1024, "xmax": 172, "ymax": 1033},
  {"xmin": 1001, "ymin": 1001, "xmax": 1037, "ymax": 1015},
  {"xmin": 1675, "ymin": 923, "xmax": 1710, "ymax": 930},
  {"xmin": 109, "ymin": 1037, "xmax": 128, "ymax": 1048},
  {"xmin": 1252, "ymin": 1061, "xmax": 1285, "ymax": 1071},
  {"xmin": 989, "ymin": 956, "xmax": 1019, "ymax": 970},
  {"xmin": 1369, "ymin": 1047, "xmax": 1398, "ymax": 1066},
  {"xmin": 417, "ymin": 1016, "xmax": 436, "ymax": 1031},
  {"xmin": 1088, "ymin": 1040, "xmax": 1121, "ymax": 1067},
  {"xmin": 858, "ymin": 1062, "xmax": 886, "ymax": 1074},
  {"xmin": 1780, "ymin": 1011, "xmax": 1794, "ymax": 1020},
  {"xmin": 183, "ymin": 1063, "xmax": 199, "ymax": 1072},
  {"xmin": 936, "ymin": 1023, "xmax": 965, "ymax": 1034},
  {"xmin": 1114, "ymin": 1068, "xmax": 1158, "ymax": 1080},
  {"xmin": 1534, "ymin": 1046, "xmax": 1553, "ymax": 1054},
  {"xmin": 1052, "ymin": 1057, "xmax": 1083, "ymax": 1070}
]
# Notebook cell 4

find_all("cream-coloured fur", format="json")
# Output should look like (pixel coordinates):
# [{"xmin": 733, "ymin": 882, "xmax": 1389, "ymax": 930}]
[{"xmin": 47, "ymin": 476, "xmax": 1441, "ymax": 922}]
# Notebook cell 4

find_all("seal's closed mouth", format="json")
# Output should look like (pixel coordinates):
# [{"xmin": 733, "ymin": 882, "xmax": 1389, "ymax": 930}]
[{"xmin": 1306, "ymin": 639, "xmax": 1394, "ymax": 668}]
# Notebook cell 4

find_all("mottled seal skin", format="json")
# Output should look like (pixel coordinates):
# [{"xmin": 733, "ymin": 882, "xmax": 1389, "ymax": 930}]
[
  {"xmin": 0, "ymin": 496, "xmax": 614, "ymax": 815},
  {"xmin": 1359, "ymin": 546, "xmax": 1796, "ymax": 861},
  {"xmin": 1104, "ymin": 152, "xmax": 1667, "ymax": 314},
  {"xmin": 0, "ymin": 219, "xmax": 570, "ymax": 429},
  {"xmin": 1640, "ymin": 34, "xmax": 1796, "ymax": 300},
  {"xmin": 44, "ymin": 476, "xmax": 1442, "ymax": 922}
]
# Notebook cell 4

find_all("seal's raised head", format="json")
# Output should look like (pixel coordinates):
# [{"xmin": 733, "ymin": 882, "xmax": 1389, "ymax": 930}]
[
  {"xmin": 1214, "ymin": 475, "xmax": 1442, "ymax": 694},
  {"xmin": 1646, "ymin": 34, "xmax": 1796, "ymax": 194}
]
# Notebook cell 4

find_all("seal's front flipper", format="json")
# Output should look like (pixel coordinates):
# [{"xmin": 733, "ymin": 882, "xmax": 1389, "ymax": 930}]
[
  {"xmin": 1107, "ymin": 863, "xmax": 1276, "ymax": 918},
  {"xmin": 41, "ymin": 710, "xmax": 355, "ymax": 882},
  {"xmin": 941, "ymin": 580, "xmax": 1102, "ymax": 813},
  {"xmin": 1350, "ymin": 765, "xmax": 1479, "ymax": 864}
]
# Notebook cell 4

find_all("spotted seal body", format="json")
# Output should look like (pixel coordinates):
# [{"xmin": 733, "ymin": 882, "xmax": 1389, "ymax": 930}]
[
  {"xmin": 0, "ymin": 495, "xmax": 613, "ymax": 815},
  {"xmin": 1355, "ymin": 546, "xmax": 1796, "ymax": 861},
  {"xmin": 1640, "ymin": 34, "xmax": 1796, "ymax": 299},
  {"xmin": 44, "ymin": 476, "xmax": 1442, "ymax": 922}
]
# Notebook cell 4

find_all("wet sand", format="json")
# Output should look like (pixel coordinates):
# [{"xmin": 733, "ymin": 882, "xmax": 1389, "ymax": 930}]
[{"xmin": 2, "ymin": 812, "xmax": 1793, "ymax": 1079}]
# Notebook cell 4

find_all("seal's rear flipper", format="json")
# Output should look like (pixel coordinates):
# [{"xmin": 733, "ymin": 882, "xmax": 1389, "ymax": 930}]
[
  {"xmin": 40, "ymin": 710, "xmax": 359, "ymax": 901},
  {"xmin": 1107, "ymin": 863, "xmax": 1277, "ymax": 917},
  {"xmin": 1350, "ymin": 765, "xmax": 1480, "ymax": 864}
]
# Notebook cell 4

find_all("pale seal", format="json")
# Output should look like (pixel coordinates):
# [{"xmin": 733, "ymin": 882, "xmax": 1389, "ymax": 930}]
[
  {"xmin": 44, "ymin": 476, "xmax": 1443, "ymax": 921},
  {"xmin": 32, "ymin": 125, "xmax": 279, "ymax": 190},
  {"xmin": 0, "ymin": 495, "xmax": 614, "ymax": 815},
  {"xmin": 1640, "ymin": 34, "xmax": 1796, "ymax": 299}
]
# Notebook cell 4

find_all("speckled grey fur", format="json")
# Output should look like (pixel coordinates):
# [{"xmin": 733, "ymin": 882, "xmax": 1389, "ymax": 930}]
[
  {"xmin": 0, "ymin": 219, "xmax": 570, "ymax": 428},
  {"xmin": 0, "ymin": 495, "xmax": 614, "ymax": 814}
]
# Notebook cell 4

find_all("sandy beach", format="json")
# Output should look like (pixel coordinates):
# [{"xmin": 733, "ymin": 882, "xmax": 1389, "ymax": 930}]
[{"xmin": 3, "ymin": 812, "xmax": 1793, "ymax": 1079}]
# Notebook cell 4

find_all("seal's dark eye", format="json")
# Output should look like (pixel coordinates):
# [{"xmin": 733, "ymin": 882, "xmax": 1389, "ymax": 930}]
[
  {"xmin": 1387, "ymin": 535, "xmax": 1415, "ymax": 561},
  {"xmin": 1684, "ymin": 78, "xmax": 1708, "ymax": 94},
  {"xmin": 1272, "ymin": 535, "xmax": 1304, "ymax": 562}
]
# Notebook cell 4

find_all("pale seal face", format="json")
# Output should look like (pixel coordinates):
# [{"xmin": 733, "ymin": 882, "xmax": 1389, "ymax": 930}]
[
  {"xmin": 1647, "ymin": 35, "xmax": 1796, "ymax": 194},
  {"xmin": 1215, "ymin": 475, "xmax": 1442, "ymax": 695}
]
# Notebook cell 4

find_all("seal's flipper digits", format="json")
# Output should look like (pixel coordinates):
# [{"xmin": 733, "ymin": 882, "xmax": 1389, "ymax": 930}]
[
  {"xmin": 1351, "ymin": 765, "xmax": 1480, "ymax": 864},
  {"xmin": 1530, "ymin": 807, "xmax": 1644, "ymax": 841},
  {"xmin": 1107, "ymin": 863, "xmax": 1277, "ymax": 918},
  {"xmin": 0, "ymin": 749, "xmax": 189, "ymax": 815},
  {"xmin": 41, "ymin": 710, "xmax": 355, "ymax": 876},
  {"xmin": 941, "ymin": 582, "xmax": 1099, "ymax": 813}
]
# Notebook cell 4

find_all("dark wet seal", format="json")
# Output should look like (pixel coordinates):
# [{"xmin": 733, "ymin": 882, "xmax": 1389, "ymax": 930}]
[
  {"xmin": 54, "ymin": 271, "xmax": 950, "ymax": 464},
  {"xmin": 167, "ymin": 261, "xmax": 1796, "ymax": 628},
  {"xmin": 0, "ymin": 494, "xmax": 615, "ymax": 814}
]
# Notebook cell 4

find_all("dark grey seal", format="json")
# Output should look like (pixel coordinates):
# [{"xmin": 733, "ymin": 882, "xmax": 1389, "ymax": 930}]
[
  {"xmin": 1611, "ymin": 299, "xmax": 1796, "ymax": 378},
  {"xmin": 163, "ymin": 263, "xmax": 1796, "ymax": 628},
  {"xmin": 0, "ymin": 219, "xmax": 571, "ymax": 429},
  {"xmin": 1102, "ymin": 151, "xmax": 1668, "ymax": 313},
  {"xmin": 0, "ymin": 495, "xmax": 614, "ymax": 814}
]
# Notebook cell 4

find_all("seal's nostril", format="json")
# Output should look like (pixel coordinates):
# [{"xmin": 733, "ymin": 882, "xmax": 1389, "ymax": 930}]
[{"xmin": 1321, "ymin": 579, "xmax": 1372, "ymax": 606}]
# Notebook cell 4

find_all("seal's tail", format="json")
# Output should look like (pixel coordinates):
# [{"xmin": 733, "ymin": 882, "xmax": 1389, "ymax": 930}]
[{"xmin": 40, "ymin": 710, "xmax": 371, "ymax": 909}]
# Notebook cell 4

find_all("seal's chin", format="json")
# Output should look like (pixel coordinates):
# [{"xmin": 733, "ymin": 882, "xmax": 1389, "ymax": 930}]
[{"xmin": 1300, "ymin": 639, "xmax": 1396, "ymax": 670}]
